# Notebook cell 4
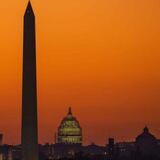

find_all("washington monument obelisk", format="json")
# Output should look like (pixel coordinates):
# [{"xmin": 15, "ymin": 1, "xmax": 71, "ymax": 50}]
[{"xmin": 22, "ymin": 1, "xmax": 38, "ymax": 160}]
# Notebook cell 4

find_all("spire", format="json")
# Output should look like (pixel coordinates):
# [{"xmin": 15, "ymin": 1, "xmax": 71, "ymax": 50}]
[
  {"xmin": 143, "ymin": 126, "xmax": 149, "ymax": 133},
  {"xmin": 25, "ymin": 1, "xmax": 34, "ymax": 16},
  {"xmin": 68, "ymin": 107, "xmax": 72, "ymax": 115}
]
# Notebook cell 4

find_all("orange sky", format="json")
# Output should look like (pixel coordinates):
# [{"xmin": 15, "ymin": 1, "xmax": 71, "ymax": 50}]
[{"xmin": 0, "ymin": 0, "xmax": 160, "ymax": 145}]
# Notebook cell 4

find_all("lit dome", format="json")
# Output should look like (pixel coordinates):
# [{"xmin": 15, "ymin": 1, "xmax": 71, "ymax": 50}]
[{"xmin": 57, "ymin": 107, "xmax": 82, "ymax": 144}]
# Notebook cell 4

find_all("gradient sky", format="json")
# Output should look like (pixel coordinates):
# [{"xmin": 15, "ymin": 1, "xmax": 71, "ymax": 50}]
[{"xmin": 0, "ymin": 0, "xmax": 160, "ymax": 145}]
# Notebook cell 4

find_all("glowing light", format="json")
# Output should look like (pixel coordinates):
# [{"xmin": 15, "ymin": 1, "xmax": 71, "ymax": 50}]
[{"xmin": 57, "ymin": 108, "xmax": 82, "ymax": 144}]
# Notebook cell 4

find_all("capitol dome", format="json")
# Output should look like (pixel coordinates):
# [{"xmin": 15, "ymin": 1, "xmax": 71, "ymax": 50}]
[
  {"xmin": 57, "ymin": 107, "xmax": 82, "ymax": 145},
  {"xmin": 135, "ymin": 127, "xmax": 158, "ymax": 155},
  {"xmin": 136, "ymin": 127, "xmax": 157, "ymax": 142}
]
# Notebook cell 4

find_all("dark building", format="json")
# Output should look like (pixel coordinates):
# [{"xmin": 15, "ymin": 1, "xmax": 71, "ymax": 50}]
[
  {"xmin": 22, "ymin": 2, "xmax": 38, "ymax": 160},
  {"xmin": 135, "ymin": 127, "xmax": 158, "ymax": 156},
  {"xmin": 83, "ymin": 143, "xmax": 106, "ymax": 155},
  {"xmin": 0, "ymin": 134, "xmax": 3, "ymax": 146},
  {"xmin": 108, "ymin": 138, "xmax": 115, "ymax": 159}
]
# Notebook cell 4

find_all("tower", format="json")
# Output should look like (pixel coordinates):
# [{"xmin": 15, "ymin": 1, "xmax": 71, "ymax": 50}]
[
  {"xmin": 22, "ymin": 2, "xmax": 38, "ymax": 160},
  {"xmin": 0, "ymin": 134, "xmax": 3, "ymax": 146}
]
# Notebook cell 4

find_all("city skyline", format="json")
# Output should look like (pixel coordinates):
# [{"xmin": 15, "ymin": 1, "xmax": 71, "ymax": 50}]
[{"xmin": 0, "ymin": 0, "xmax": 160, "ymax": 145}]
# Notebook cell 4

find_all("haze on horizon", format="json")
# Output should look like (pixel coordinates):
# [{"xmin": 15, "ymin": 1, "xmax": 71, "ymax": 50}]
[{"xmin": 0, "ymin": 0, "xmax": 160, "ymax": 145}]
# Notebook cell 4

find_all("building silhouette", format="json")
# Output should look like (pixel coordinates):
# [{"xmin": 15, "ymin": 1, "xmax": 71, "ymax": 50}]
[
  {"xmin": 22, "ymin": 2, "xmax": 38, "ymax": 160},
  {"xmin": 135, "ymin": 127, "xmax": 158, "ymax": 156},
  {"xmin": 0, "ymin": 134, "xmax": 3, "ymax": 146}
]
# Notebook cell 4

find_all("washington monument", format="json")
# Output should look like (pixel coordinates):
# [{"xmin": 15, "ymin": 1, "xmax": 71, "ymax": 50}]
[{"xmin": 22, "ymin": 1, "xmax": 39, "ymax": 160}]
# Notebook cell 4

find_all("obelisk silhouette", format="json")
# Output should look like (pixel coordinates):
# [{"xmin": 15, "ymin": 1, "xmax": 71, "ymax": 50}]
[{"xmin": 22, "ymin": 2, "xmax": 38, "ymax": 160}]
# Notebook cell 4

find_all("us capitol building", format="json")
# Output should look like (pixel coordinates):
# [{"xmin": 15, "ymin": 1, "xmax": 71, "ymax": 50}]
[
  {"xmin": 53, "ymin": 107, "xmax": 83, "ymax": 158},
  {"xmin": 56, "ymin": 107, "xmax": 82, "ymax": 145}
]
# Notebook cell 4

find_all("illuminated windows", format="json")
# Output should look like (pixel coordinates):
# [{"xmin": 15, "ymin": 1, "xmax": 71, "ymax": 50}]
[{"xmin": 57, "ymin": 108, "xmax": 82, "ymax": 144}]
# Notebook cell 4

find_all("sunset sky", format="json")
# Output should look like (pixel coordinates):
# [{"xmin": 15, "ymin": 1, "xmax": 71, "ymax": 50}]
[{"xmin": 0, "ymin": 0, "xmax": 160, "ymax": 145}]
